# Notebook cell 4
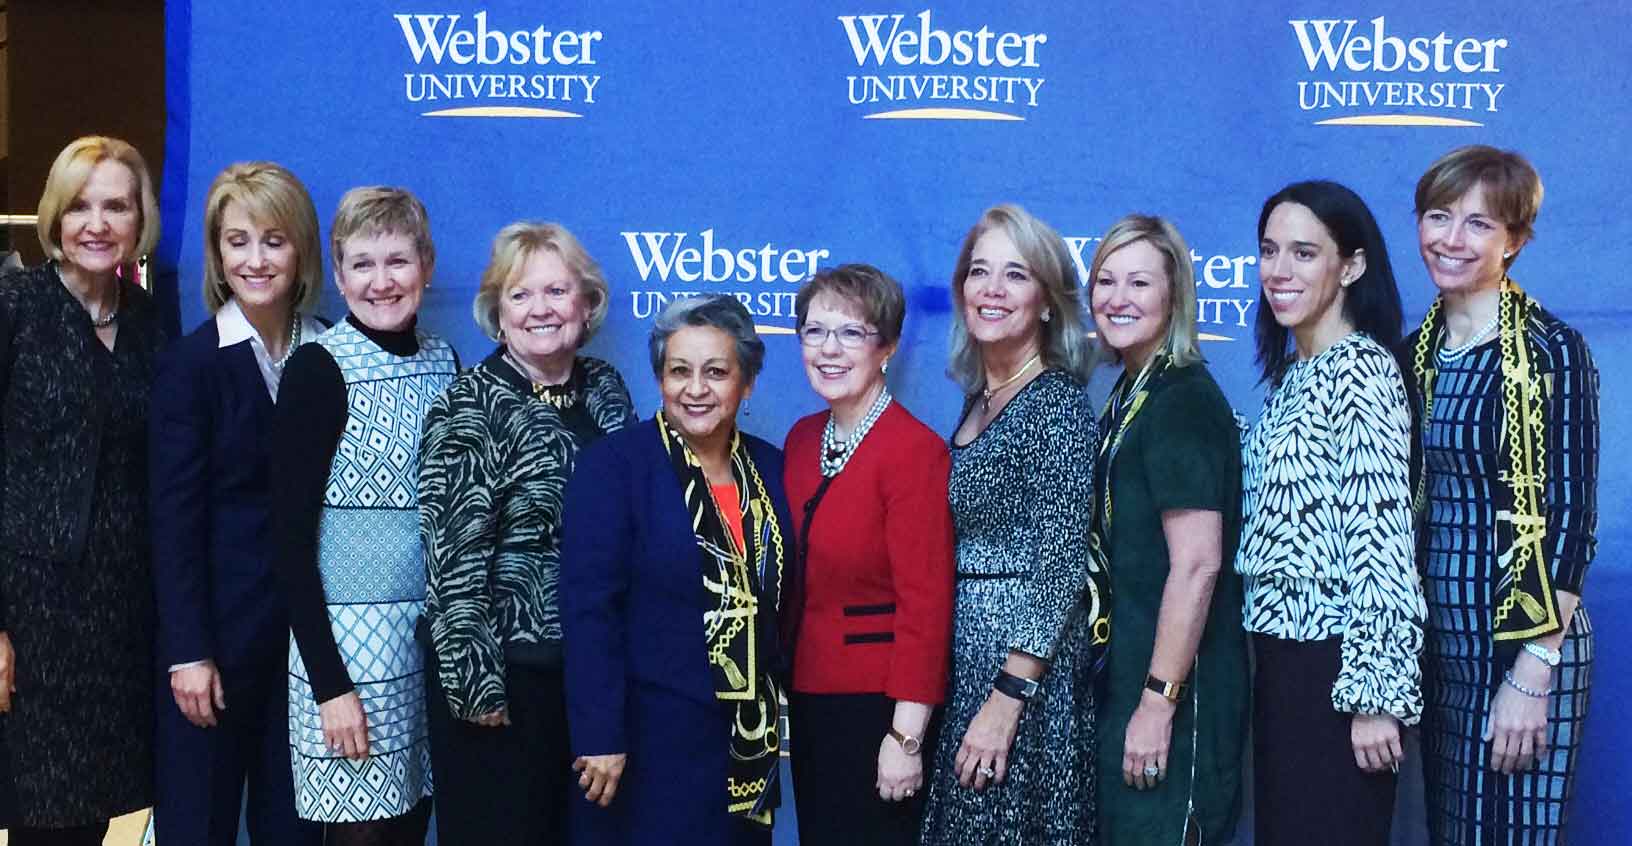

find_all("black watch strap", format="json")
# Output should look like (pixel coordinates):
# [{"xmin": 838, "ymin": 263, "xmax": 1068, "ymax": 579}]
[{"xmin": 992, "ymin": 669, "xmax": 1039, "ymax": 702}]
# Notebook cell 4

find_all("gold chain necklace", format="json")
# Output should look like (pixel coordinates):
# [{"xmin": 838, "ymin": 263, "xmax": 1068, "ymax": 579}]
[{"xmin": 981, "ymin": 352, "xmax": 1042, "ymax": 412}]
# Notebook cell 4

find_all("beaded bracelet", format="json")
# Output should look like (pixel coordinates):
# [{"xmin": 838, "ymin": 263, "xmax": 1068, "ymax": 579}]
[{"xmin": 1503, "ymin": 670, "xmax": 1551, "ymax": 699}]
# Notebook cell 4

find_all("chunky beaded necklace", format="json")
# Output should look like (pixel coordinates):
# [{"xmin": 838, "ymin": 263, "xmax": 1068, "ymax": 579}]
[{"xmin": 819, "ymin": 387, "xmax": 892, "ymax": 477}]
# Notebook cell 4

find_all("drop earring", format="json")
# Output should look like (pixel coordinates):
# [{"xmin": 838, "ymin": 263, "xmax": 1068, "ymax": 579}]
[{"xmin": 1041, "ymin": 309, "xmax": 1052, "ymax": 323}]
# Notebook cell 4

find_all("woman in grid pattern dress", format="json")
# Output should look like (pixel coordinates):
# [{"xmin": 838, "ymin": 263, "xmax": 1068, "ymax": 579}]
[{"xmin": 1404, "ymin": 145, "xmax": 1597, "ymax": 846}]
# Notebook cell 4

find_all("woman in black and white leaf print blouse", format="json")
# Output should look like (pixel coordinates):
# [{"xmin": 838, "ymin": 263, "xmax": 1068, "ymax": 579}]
[
  {"xmin": 418, "ymin": 222, "xmax": 635, "ymax": 845},
  {"xmin": 1237, "ymin": 181, "xmax": 1426, "ymax": 846}
]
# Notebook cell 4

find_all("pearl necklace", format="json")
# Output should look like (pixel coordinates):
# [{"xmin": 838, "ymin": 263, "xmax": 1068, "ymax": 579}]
[
  {"xmin": 1437, "ymin": 310, "xmax": 1500, "ymax": 361},
  {"xmin": 820, "ymin": 388, "xmax": 892, "ymax": 477},
  {"xmin": 271, "ymin": 313, "xmax": 302, "ymax": 370}
]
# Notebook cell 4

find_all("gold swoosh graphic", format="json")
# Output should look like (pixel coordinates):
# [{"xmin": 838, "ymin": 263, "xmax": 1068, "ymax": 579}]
[
  {"xmin": 1315, "ymin": 115, "xmax": 1483, "ymax": 127},
  {"xmin": 864, "ymin": 107, "xmax": 1023, "ymax": 122},
  {"xmin": 754, "ymin": 325, "xmax": 796, "ymax": 336},
  {"xmin": 421, "ymin": 106, "xmax": 583, "ymax": 119}
]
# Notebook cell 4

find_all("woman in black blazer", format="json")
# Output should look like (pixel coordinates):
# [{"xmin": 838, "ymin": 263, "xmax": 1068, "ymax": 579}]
[{"xmin": 148, "ymin": 162, "xmax": 327, "ymax": 846}]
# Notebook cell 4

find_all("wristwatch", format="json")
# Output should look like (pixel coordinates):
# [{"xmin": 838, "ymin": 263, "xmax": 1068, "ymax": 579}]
[
  {"xmin": 992, "ymin": 669, "xmax": 1040, "ymax": 702},
  {"xmin": 887, "ymin": 727, "xmax": 922, "ymax": 756},
  {"xmin": 1522, "ymin": 641, "xmax": 1562, "ymax": 668},
  {"xmin": 1144, "ymin": 673, "xmax": 1188, "ymax": 704}
]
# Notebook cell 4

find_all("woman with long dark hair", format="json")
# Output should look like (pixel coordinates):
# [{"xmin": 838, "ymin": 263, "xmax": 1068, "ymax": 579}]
[{"xmin": 1236, "ymin": 181, "xmax": 1425, "ymax": 846}]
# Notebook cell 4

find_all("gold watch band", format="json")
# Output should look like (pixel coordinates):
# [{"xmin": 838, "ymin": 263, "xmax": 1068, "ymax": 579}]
[{"xmin": 1144, "ymin": 673, "xmax": 1188, "ymax": 703}]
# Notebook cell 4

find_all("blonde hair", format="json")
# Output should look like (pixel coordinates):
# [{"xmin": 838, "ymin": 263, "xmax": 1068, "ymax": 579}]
[
  {"xmin": 329, "ymin": 186, "xmax": 435, "ymax": 273},
  {"xmin": 472, "ymin": 221, "xmax": 610, "ymax": 345},
  {"xmin": 36, "ymin": 136, "xmax": 160, "ymax": 264},
  {"xmin": 1088, "ymin": 214, "xmax": 1203, "ymax": 368},
  {"xmin": 947, "ymin": 203, "xmax": 1092, "ymax": 393},
  {"xmin": 201, "ymin": 162, "xmax": 323, "ymax": 314}
]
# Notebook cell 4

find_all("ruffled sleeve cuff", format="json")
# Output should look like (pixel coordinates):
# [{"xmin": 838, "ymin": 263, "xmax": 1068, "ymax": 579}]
[{"xmin": 1331, "ymin": 606, "xmax": 1425, "ymax": 725}]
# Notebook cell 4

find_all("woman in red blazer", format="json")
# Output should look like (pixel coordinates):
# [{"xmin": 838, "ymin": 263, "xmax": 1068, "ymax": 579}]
[{"xmin": 783, "ymin": 264, "xmax": 955, "ymax": 845}]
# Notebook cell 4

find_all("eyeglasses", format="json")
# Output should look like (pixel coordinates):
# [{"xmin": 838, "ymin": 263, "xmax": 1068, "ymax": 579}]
[{"xmin": 798, "ymin": 324, "xmax": 880, "ymax": 349}]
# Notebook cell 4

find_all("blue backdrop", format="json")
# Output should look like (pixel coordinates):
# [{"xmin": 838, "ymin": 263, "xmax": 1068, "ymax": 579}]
[{"xmin": 162, "ymin": 2, "xmax": 1630, "ymax": 842}]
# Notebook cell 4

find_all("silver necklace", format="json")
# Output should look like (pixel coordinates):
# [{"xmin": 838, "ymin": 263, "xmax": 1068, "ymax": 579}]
[
  {"xmin": 272, "ymin": 313, "xmax": 302, "ymax": 370},
  {"xmin": 88, "ymin": 283, "xmax": 121, "ymax": 328},
  {"xmin": 1437, "ymin": 310, "xmax": 1500, "ymax": 361},
  {"xmin": 820, "ymin": 388, "xmax": 892, "ymax": 477}
]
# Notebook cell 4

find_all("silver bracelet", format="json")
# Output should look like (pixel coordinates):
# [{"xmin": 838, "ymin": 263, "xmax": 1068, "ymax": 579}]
[{"xmin": 1503, "ymin": 670, "xmax": 1551, "ymax": 699}]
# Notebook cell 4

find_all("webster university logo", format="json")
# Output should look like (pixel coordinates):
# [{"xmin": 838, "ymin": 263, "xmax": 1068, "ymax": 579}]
[
  {"xmin": 1290, "ymin": 17, "xmax": 1509, "ymax": 127},
  {"xmin": 838, "ymin": 10, "xmax": 1048, "ymax": 121},
  {"xmin": 395, "ymin": 11, "xmax": 604, "ymax": 118},
  {"xmin": 622, "ymin": 230, "xmax": 833, "ymax": 335}
]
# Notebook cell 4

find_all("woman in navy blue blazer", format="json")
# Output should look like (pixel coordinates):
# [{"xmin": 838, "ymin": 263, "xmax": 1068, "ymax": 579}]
[
  {"xmin": 561, "ymin": 295, "xmax": 793, "ymax": 846},
  {"xmin": 148, "ymin": 162, "xmax": 326, "ymax": 846}
]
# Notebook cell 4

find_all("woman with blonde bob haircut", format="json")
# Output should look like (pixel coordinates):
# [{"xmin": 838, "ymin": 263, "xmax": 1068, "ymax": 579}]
[
  {"xmin": 1, "ymin": 135, "xmax": 166, "ymax": 844},
  {"xmin": 920, "ymin": 204, "xmax": 1102, "ymax": 846},
  {"xmin": 35, "ymin": 135, "xmax": 161, "ymax": 265},
  {"xmin": 1086, "ymin": 214, "xmax": 1249, "ymax": 845},
  {"xmin": 149, "ymin": 161, "xmax": 327, "ymax": 846},
  {"xmin": 420, "ymin": 220, "xmax": 635, "ymax": 844},
  {"xmin": 200, "ymin": 162, "xmax": 324, "ymax": 315}
]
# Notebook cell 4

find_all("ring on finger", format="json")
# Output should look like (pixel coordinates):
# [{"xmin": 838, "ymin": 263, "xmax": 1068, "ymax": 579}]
[
  {"xmin": 1143, "ymin": 763, "xmax": 1161, "ymax": 778},
  {"xmin": 977, "ymin": 765, "xmax": 996, "ymax": 779}
]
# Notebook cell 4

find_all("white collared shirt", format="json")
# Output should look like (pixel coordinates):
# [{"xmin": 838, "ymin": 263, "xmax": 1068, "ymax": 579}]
[{"xmin": 215, "ymin": 298, "xmax": 326, "ymax": 401}]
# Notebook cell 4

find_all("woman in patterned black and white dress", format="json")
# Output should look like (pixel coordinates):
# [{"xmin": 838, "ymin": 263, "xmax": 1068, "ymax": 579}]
[
  {"xmin": 419, "ymin": 222, "xmax": 635, "ymax": 844},
  {"xmin": 272, "ymin": 187, "xmax": 456, "ymax": 844},
  {"xmin": 1403, "ymin": 146, "xmax": 1596, "ymax": 846},
  {"xmin": 919, "ymin": 204, "xmax": 1103, "ymax": 846},
  {"xmin": 1237, "ymin": 181, "xmax": 1426, "ymax": 846}
]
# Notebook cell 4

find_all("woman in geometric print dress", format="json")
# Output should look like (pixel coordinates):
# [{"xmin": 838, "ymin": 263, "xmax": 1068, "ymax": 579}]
[
  {"xmin": 271, "ymin": 187, "xmax": 457, "ymax": 844},
  {"xmin": 418, "ymin": 222, "xmax": 635, "ymax": 844},
  {"xmin": 919, "ymin": 204, "xmax": 1103, "ymax": 846},
  {"xmin": 1403, "ymin": 146, "xmax": 1597, "ymax": 846},
  {"xmin": 1237, "ymin": 180, "xmax": 1426, "ymax": 846}
]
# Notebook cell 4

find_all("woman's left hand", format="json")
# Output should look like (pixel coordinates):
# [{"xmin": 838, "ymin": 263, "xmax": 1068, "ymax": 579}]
[
  {"xmin": 467, "ymin": 707, "xmax": 510, "ymax": 728},
  {"xmin": 1486, "ymin": 659, "xmax": 1551, "ymax": 773},
  {"xmin": 1122, "ymin": 691, "xmax": 1176, "ymax": 790},
  {"xmin": 955, "ymin": 691, "xmax": 1023, "ymax": 791},
  {"xmin": 876, "ymin": 734, "xmax": 923, "ymax": 801}
]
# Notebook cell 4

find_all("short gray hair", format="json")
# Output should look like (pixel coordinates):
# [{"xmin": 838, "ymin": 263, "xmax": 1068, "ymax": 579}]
[{"xmin": 647, "ymin": 295, "xmax": 765, "ymax": 382}]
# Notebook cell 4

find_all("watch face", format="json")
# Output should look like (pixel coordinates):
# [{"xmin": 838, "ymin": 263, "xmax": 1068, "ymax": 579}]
[{"xmin": 902, "ymin": 736, "xmax": 921, "ymax": 755}]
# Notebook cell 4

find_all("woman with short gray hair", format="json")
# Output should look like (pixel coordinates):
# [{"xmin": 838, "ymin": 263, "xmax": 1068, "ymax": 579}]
[{"xmin": 562, "ymin": 294, "xmax": 792, "ymax": 845}]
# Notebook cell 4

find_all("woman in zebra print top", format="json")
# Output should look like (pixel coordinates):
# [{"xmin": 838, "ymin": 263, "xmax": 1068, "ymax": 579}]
[
  {"xmin": 1237, "ymin": 181, "xmax": 1426, "ymax": 846},
  {"xmin": 418, "ymin": 222, "xmax": 636, "ymax": 844}
]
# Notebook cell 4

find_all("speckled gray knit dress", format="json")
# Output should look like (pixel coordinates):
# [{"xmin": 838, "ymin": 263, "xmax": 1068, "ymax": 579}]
[{"xmin": 920, "ymin": 369, "xmax": 1101, "ymax": 846}]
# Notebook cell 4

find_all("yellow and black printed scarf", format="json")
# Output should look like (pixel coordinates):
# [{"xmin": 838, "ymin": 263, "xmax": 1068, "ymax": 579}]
[
  {"xmin": 1410, "ymin": 277, "xmax": 1559, "ymax": 641},
  {"xmin": 656, "ymin": 413, "xmax": 785, "ymax": 827}
]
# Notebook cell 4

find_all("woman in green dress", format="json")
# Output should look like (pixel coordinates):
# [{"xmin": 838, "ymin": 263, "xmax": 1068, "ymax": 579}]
[{"xmin": 1086, "ymin": 215, "xmax": 1249, "ymax": 845}]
